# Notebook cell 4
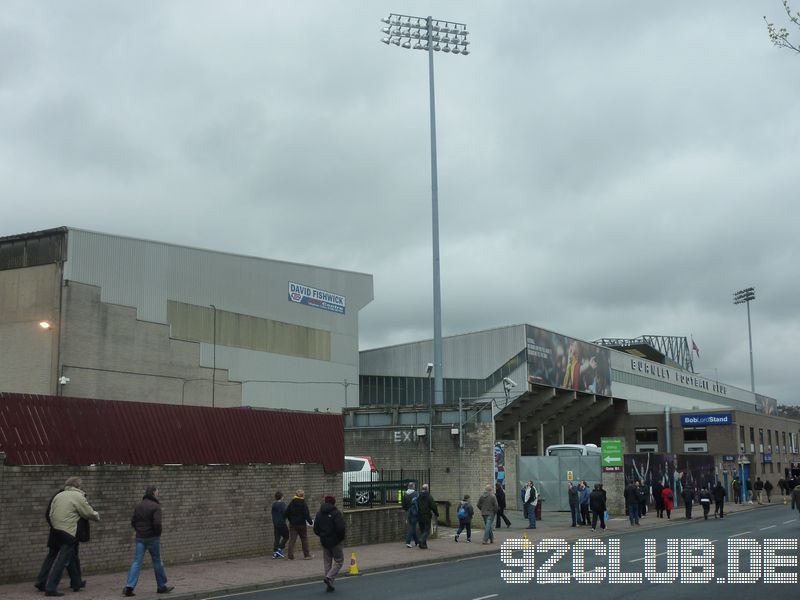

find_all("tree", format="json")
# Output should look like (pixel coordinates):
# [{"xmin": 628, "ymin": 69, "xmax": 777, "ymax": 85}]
[{"xmin": 765, "ymin": 0, "xmax": 800, "ymax": 53}]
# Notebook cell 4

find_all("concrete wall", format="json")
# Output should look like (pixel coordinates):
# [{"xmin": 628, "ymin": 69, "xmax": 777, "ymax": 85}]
[
  {"xmin": 345, "ymin": 422, "xmax": 496, "ymax": 521},
  {"xmin": 60, "ymin": 281, "xmax": 241, "ymax": 407},
  {"xmin": 0, "ymin": 462, "xmax": 341, "ymax": 583},
  {"xmin": 0, "ymin": 264, "xmax": 61, "ymax": 395}
]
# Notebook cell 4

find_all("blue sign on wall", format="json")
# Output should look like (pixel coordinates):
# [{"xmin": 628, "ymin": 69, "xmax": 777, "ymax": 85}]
[
  {"xmin": 680, "ymin": 413, "xmax": 733, "ymax": 427},
  {"xmin": 763, "ymin": 452, "xmax": 772, "ymax": 463}
]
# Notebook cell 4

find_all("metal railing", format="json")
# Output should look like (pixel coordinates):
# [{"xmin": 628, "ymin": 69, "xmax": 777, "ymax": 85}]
[{"xmin": 344, "ymin": 468, "xmax": 430, "ymax": 509}]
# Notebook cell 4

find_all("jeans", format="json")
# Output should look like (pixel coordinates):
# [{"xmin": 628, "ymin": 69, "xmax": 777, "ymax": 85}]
[
  {"xmin": 323, "ymin": 544, "xmax": 344, "ymax": 583},
  {"xmin": 125, "ymin": 537, "xmax": 168, "ymax": 590},
  {"xmin": 482, "ymin": 514, "xmax": 494, "ymax": 543},
  {"xmin": 45, "ymin": 532, "xmax": 81, "ymax": 594},
  {"xmin": 37, "ymin": 539, "xmax": 81, "ymax": 590},
  {"xmin": 570, "ymin": 504, "xmax": 580, "ymax": 526},
  {"xmin": 580, "ymin": 504, "xmax": 589, "ymax": 525},
  {"xmin": 526, "ymin": 504, "xmax": 536, "ymax": 528},
  {"xmin": 714, "ymin": 501, "xmax": 724, "ymax": 517},
  {"xmin": 455, "ymin": 520, "xmax": 472, "ymax": 540},
  {"xmin": 405, "ymin": 515, "xmax": 419, "ymax": 546},
  {"xmin": 628, "ymin": 502, "xmax": 640, "ymax": 525},
  {"xmin": 273, "ymin": 524, "xmax": 289, "ymax": 553}
]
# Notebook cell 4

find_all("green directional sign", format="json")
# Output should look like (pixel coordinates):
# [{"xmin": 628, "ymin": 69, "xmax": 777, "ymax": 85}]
[{"xmin": 601, "ymin": 437, "xmax": 623, "ymax": 472}]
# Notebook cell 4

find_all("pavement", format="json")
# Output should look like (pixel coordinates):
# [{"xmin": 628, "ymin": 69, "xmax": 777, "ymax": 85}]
[{"xmin": 0, "ymin": 499, "xmax": 784, "ymax": 600}]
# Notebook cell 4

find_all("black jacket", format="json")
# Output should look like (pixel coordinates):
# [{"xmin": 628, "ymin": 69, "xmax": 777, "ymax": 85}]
[
  {"xmin": 624, "ymin": 484, "xmax": 641, "ymax": 505},
  {"xmin": 496, "ymin": 487, "xmax": 507, "ymax": 510},
  {"xmin": 285, "ymin": 497, "xmax": 312, "ymax": 526},
  {"xmin": 712, "ymin": 485, "xmax": 727, "ymax": 502},
  {"xmin": 567, "ymin": 486, "xmax": 579, "ymax": 507},
  {"xmin": 589, "ymin": 489, "xmax": 606, "ymax": 513},
  {"xmin": 131, "ymin": 494, "xmax": 162, "ymax": 539},
  {"xmin": 417, "ymin": 491, "xmax": 438, "ymax": 523},
  {"xmin": 313, "ymin": 502, "xmax": 346, "ymax": 549}
]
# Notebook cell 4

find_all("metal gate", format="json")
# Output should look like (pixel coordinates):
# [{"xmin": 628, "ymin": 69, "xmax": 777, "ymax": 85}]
[{"xmin": 517, "ymin": 456, "xmax": 602, "ymax": 511}]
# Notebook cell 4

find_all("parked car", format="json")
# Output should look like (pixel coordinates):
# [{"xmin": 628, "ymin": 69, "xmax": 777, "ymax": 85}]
[{"xmin": 344, "ymin": 455, "xmax": 379, "ymax": 506}]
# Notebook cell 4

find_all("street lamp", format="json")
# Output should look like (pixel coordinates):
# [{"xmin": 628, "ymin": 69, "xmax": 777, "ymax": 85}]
[
  {"xmin": 381, "ymin": 13, "xmax": 470, "ymax": 411},
  {"xmin": 733, "ymin": 287, "xmax": 756, "ymax": 393}
]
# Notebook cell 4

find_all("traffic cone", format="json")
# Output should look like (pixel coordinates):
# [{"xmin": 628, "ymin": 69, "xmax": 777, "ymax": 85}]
[
  {"xmin": 522, "ymin": 530, "xmax": 530, "ymax": 544},
  {"xmin": 348, "ymin": 552, "xmax": 359, "ymax": 576}
]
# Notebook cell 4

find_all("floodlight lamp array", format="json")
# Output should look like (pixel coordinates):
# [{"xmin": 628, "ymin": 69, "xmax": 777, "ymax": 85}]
[
  {"xmin": 381, "ymin": 14, "xmax": 470, "ymax": 55},
  {"xmin": 733, "ymin": 287, "xmax": 755, "ymax": 304}
]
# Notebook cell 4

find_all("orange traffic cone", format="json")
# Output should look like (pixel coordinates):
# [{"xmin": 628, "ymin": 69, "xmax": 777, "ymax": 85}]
[{"xmin": 348, "ymin": 552, "xmax": 359, "ymax": 576}]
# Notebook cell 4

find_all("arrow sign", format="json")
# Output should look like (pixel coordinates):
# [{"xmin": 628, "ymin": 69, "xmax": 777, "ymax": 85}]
[{"xmin": 601, "ymin": 437, "xmax": 623, "ymax": 472}]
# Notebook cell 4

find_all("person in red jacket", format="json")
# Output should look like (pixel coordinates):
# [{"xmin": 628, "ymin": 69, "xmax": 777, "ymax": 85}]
[{"xmin": 661, "ymin": 485, "xmax": 674, "ymax": 519}]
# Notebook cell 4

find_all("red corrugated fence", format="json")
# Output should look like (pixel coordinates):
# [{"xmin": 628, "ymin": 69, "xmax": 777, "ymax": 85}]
[{"xmin": 0, "ymin": 393, "xmax": 343, "ymax": 472}]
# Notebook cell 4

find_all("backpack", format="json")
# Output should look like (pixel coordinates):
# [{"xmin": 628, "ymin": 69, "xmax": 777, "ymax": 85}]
[
  {"xmin": 408, "ymin": 494, "xmax": 419, "ymax": 518},
  {"xmin": 457, "ymin": 504, "xmax": 467, "ymax": 520}
]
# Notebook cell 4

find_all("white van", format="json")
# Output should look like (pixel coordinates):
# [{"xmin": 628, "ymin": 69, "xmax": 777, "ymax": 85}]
[
  {"xmin": 545, "ymin": 443, "xmax": 601, "ymax": 457},
  {"xmin": 343, "ymin": 455, "xmax": 378, "ymax": 506}
]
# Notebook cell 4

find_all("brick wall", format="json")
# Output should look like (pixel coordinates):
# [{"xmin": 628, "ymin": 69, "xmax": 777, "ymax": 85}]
[
  {"xmin": 0, "ymin": 463, "xmax": 341, "ymax": 583},
  {"xmin": 345, "ymin": 422, "xmax": 495, "ymax": 523}
]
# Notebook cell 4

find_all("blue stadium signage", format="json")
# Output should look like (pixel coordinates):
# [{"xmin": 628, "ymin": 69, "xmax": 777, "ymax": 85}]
[{"xmin": 680, "ymin": 413, "xmax": 733, "ymax": 427}]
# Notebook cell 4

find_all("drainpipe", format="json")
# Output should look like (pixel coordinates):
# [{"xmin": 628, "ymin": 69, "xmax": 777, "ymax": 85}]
[{"xmin": 665, "ymin": 405, "xmax": 672, "ymax": 453}]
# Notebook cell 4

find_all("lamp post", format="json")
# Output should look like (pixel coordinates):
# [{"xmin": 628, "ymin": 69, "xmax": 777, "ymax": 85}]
[
  {"xmin": 733, "ymin": 287, "xmax": 756, "ymax": 392},
  {"xmin": 381, "ymin": 13, "xmax": 469, "ymax": 410}
]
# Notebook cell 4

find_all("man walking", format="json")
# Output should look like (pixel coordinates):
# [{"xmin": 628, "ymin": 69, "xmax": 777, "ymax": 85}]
[
  {"xmin": 754, "ymin": 477, "xmax": 764, "ymax": 504},
  {"xmin": 791, "ymin": 484, "xmax": 800, "ymax": 515},
  {"xmin": 624, "ymin": 480, "xmax": 641, "ymax": 526},
  {"xmin": 123, "ymin": 486, "xmax": 173, "ymax": 596},
  {"xmin": 285, "ymin": 490, "xmax": 314, "ymax": 560},
  {"xmin": 313, "ymin": 495, "xmax": 346, "ymax": 593},
  {"xmin": 682, "ymin": 485, "xmax": 695, "ymax": 519},
  {"xmin": 416, "ymin": 484, "xmax": 438, "ymax": 549},
  {"xmin": 35, "ymin": 487, "xmax": 83, "ymax": 594},
  {"xmin": 589, "ymin": 484, "xmax": 606, "ymax": 531},
  {"xmin": 271, "ymin": 491, "xmax": 289, "ymax": 559},
  {"xmin": 712, "ymin": 481, "xmax": 727, "ymax": 518},
  {"xmin": 495, "ymin": 482, "xmax": 511, "ymax": 528},
  {"xmin": 522, "ymin": 481, "xmax": 538, "ymax": 529},
  {"xmin": 732, "ymin": 477, "xmax": 741, "ymax": 504},
  {"xmin": 44, "ymin": 477, "xmax": 100, "ymax": 597},
  {"xmin": 567, "ymin": 482, "xmax": 580, "ymax": 527},
  {"xmin": 578, "ymin": 482, "xmax": 590, "ymax": 526},
  {"xmin": 401, "ymin": 482, "xmax": 419, "ymax": 548},
  {"xmin": 477, "ymin": 484, "xmax": 499, "ymax": 544}
]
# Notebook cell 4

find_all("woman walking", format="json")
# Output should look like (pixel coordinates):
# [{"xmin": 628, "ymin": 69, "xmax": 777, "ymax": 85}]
[{"xmin": 454, "ymin": 495, "xmax": 474, "ymax": 542}]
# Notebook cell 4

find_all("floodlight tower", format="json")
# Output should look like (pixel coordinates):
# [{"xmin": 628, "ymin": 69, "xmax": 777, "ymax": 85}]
[
  {"xmin": 380, "ymin": 13, "xmax": 470, "ymax": 408},
  {"xmin": 733, "ymin": 287, "xmax": 756, "ymax": 392}
]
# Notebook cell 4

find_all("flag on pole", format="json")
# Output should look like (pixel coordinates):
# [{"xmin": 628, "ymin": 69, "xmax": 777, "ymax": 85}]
[{"xmin": 691, "ymin": 336, "xmax": 700, "ymax": 357}]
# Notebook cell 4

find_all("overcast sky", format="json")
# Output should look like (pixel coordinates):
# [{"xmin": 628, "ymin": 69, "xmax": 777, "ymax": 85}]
[{"xmin": 2, "ymin": 1, "xmax": 799, "ymax": 404}]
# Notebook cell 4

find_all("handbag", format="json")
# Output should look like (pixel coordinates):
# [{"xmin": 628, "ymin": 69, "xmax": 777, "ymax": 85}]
[{"xmin": 76, "ymin": 518, "xmax": 91, "ymax": 543}]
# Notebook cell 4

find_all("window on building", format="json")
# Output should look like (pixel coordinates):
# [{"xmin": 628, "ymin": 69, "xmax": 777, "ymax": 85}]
[
  {"xmin": 762, "ymin": 463, "xmax": 766, "ymax": 474},
  {"xmin": 768, "ymin": 430, "xmax": 772, "ymax": 451},
  {"xmin": 783, "ymin": 431, "xmax": 788, "ymax": 454},
  {"xmin": 759, "ymin": 428, "xmax": 764, "ymax": 452},
  {"xmin": 635, "ymin": 428, "xmax": 659, "ymax": 443},
  {"xmin": 739, "ymin": 425, "xmax": 746, "ymax": 453},
  {"xmin": 684, "ymin": 427, "xmax": 707, "ymax": 442},
  {"xmin": 750, "ymin": 427, "xmax": 755, "ymax": 452},
  {"xmin": 770, "ymin": 463, "xmax": 774, "ymax": 474}
]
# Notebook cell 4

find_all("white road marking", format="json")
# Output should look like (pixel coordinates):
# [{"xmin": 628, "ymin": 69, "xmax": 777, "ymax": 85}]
[
  {"xmin": 730, "ymin": 531, "xmax": 751, "ymax": 538},
  {"xmin": 472, "ymin": 595, "xmax": 499, "ymax": 600},
  {"xmin": 783, "ymin": 519, "xmax": 797, "ymax": 524},
  {"xmin": 630, "ymin": 551, "xmax": 667, "ymax": 563},
  {"xmin": 760, "ymin": 525, "xmax": 776, "ymax": 531}
]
